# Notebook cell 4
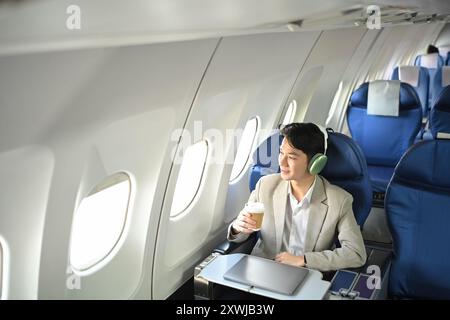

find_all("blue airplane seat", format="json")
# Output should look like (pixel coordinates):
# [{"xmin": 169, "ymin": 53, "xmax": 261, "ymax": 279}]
[
  {"xmin": 347, "ymin": 81, "xmax": 422, "ymax": 193},
  {"xmin": 391, "ymin": 66, "xmax": 429, "ymax": 117},
  {"xmin": 423, "ymin": 85, "xmax": 450, "ymax": 140},
  {"xmin": 248, "ymin": 131, "xmax": 282, "ymax": 192},
  {"xmin": 320, "ymin": 131, "xmax": 372, "ymax": 226},
  {"xmin": 385, "ymin": 139, "xmax": 450, "ymax": 299},
  {"xmin": 415, "ymin": 53, "xmax": 444, "ymax": 69},
  {"xmin": 249, "ymin": 130, "xmax": 372, "ymax": 227},
  {"xmin": 415, "ymin": 53, "xmax": 444, "ymax": 109},
  {"xmin": 430, "ymin": 67, "xmax": 450, "ymax": 112},
  {"xmin": 438, "ymin": 46, "xmax": 450, "ymax": 63}
]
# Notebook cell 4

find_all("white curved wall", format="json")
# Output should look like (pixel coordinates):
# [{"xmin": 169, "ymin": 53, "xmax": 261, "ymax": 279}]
[{"xmin": 0, "ymin": 146, "xmax": 53, "ymax": 299}]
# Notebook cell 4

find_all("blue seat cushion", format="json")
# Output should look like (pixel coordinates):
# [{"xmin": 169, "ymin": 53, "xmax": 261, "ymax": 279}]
[
  {"xmin": 429, "ymin": 86, "xmax": 450, "ymax": 137},
  {"xmin": 367, "ymin": 165, "xmax": 394, "ymax": 193},
  {"xmin": 386, "ymin": 140, "xmax": 450, "ymax": 299}
]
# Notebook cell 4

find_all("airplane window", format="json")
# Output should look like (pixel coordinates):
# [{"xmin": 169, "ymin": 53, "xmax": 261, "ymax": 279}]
[
  {"xmin": 170, "ymin": 140, "xmax": 208, "ymax": 217},
  {"xmin": 282, "ymin": 100, "xmax": 297, "ymax": 125},
  {"xmin": 229, "ymin": 117, "xmax": 259, "ymax": 183},
  {"xmin": 70, "ymin": 172, "xmax": 131, "ymax": 272},
  {"xmin": 326, "ymin": 81, "xmax": 344, "ymax": 128}
]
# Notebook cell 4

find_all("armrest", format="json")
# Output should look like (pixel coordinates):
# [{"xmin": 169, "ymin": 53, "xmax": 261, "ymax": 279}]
[
  {"xmin": 194, "ymin": 232, "xmax": 259, "ymax": 300},
  {"xmin": 213, "ymin": 232, "xmax": 259, "ymax": 255},
  {"xmin": 328, "ymin": 247, "xmax": 392, "ymax": 300}
]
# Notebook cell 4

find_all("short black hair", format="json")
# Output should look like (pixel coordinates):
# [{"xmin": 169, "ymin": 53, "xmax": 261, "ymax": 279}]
[
  {"xmin": 280, "ymin": 122, "xmax": 325, "ymax": 162},
  {"xmin": 426, "ymin": 44, "xmax": 439, "ymax": 54}
]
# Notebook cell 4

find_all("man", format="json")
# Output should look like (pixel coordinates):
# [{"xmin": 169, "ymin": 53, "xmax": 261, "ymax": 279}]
[{"xmin": 228, "ymin": 123, "xmax": 366, "ymax": 272}]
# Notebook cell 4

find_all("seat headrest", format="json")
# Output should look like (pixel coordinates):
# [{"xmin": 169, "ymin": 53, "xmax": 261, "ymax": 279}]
[
  {"xmin": 367, "ymin": 80, "xmax": 400, "ymax": 116},
  {"xmin": 321, "ymin": 132, "xmax": 366, "ymax": 180},
  {"xmin": 398, "ymin": 66, "xmax": 420, "ymax": 87},
  {"xmin": 438, "ymin": 46, "xmax": 450, "ymax": 59},
  {"xmin": 433, "ymin": 86, "xmax": 450, "ymax": 112},
  {"xmin": 415, "ymin": 53, "xmax": 442, "ymax": 69},
  {"xmin": 349, "ymin": 82, "xmax": 421, "ymax": 111},
  {"xmin": 394, "ymin": 140, "xmax": 450, "ymax": 192},
  {"xmin": 441, "ymin": 67, "xmax": 450, "ymax": 88}
]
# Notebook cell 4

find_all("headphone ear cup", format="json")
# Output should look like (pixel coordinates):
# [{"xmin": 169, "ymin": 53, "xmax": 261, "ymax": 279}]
[{"xmin": 308, "ymin": 153, "xmax": 328, "ymax": 175}]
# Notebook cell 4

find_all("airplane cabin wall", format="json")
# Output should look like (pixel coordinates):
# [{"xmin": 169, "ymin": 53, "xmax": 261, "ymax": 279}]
[
  {"xmin": 293, "ymin": 28, "xmax": 366, "ymax": 126},
  {"xmin": 0, "ymin": 19, "xmax": 447, "ymax": 299},
  {"xmin": 0, "ymin": 39, "xmax": 220, "ymax": 299},
  {"xmin": 435, "ymin": 23, "xmax": 450, "ymax": 46}
]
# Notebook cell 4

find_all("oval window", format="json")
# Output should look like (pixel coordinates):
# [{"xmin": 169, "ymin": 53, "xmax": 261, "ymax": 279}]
[
  {"xmin": 70, "ymin": 172, "xmax": 131, "ymax": 272},
  {"xmin": 282, "ymin": 100, "xmax": 297, "ymax": 125},
  {"xmin": 229, "ymin": 117, "xmax": 259, "ymax": 182},
  {"xmin": 170, "ymin": 140, "xmax": 208, "ymax": 217}
]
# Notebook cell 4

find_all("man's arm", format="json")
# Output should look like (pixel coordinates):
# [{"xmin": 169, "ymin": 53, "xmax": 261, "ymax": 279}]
[
  {"xmin": 227, "ymin": 180, "xmax": 260, "ymax": 243},
  {"xmin": 304, "ymin": 196, "xmax": 367, "ymax": 271}
]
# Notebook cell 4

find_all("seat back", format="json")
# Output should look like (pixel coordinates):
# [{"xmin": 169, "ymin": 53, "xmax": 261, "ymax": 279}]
[
  {"xmin": 429, "ymin": 85, "xmax": 450, "ymax": 138},
  {"xmin": 415, "ymin": 53, "xmax": 445, "ymax": 108},
  {"xmin": 386, "ymin": 139, "xmax": 450, "ymax": 299},
  {"xmin": 430, "ymin": 67, "xmax": 450, "ymax": 107},
  {"xmin": 391, "ymin": 66, "xmax": 429, "ymax": 116},
  {"xmin": 347, "ymin": 81, "xmax": 422, "ymax": 167},
  {"xmin": 320, "ymin": 132, "xmax": 372, "ymax": 226},
  {"xmin": 438, "ymin": 46, "xmax": 450, "ymax": 62},
  {"xmin": 248, "ymin": 131, "xmax": 282, "ymax": 192},
  {"xmin": 249, "ymin": 130, "xmax": 372, "ymax": 226}
]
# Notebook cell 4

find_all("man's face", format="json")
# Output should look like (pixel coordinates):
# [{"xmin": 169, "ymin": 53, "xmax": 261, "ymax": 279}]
[{"xmin": 278, "ymin": 138, "xmax": 311, "ymax": 181}]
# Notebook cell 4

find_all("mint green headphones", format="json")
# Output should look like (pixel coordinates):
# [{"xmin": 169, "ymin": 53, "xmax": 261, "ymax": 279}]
[{"xmin": 307, "ymin": 126, "xmax": 328, "ymax": 175}]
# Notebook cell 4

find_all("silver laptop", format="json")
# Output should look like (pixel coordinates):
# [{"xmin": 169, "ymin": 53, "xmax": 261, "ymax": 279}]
[{"xmin": 223, "ymin": 255, "xmax": 309, "ymax": 295}]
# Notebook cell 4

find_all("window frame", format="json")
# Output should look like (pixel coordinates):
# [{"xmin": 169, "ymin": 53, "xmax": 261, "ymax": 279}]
[
  {"xmin": 229, "ymin": 117, "xmax": 260, "ymax": 184},
  {"xmin": 69, "ymin": 172, "xmax": 132, "ymax": 274},
  {"xmin": 170, "ymin": 139, "xmax": 209, "ymax": 218}
]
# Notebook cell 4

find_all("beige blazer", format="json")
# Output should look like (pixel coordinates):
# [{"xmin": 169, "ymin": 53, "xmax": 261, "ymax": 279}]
[{"xmin": 228, "ymin": 174, "xmax": 367, "ymax": 272}]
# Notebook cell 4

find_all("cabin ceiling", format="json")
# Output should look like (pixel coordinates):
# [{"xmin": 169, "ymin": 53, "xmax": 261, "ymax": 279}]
[{"xmin": 0, "ymin": 0, "xmax": 450, "ymax": 55}]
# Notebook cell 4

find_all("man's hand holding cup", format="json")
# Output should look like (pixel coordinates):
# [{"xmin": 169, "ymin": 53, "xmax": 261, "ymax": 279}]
[{"xmin": 231, "ymin": 202, "xmax": 265, "ymax": 235}]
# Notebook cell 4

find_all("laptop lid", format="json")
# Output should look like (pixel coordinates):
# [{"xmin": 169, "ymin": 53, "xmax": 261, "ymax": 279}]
[{"xmin": 223, "ymin": 255, "xmax": 309, "ymax": 295}]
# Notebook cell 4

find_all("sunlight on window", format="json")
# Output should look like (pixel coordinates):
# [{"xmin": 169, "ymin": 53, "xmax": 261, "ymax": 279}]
[
  {"xmin": 70, "ymin": 173, "xmax": 131, "ymax": 272},
  {"xmin": 170, "ymin": 140, "xmax": 208, "ymax": 217},
  {"xmin": 282, "ymin": 100, "xmax": 297, "ymax": 125},
  {"xmin": 230, "ymin": 118, "xmax": 259, "ymax": 182},
  {"xmin": 326, "ymin": 81, "xmax": 343, "ymax": 127}
]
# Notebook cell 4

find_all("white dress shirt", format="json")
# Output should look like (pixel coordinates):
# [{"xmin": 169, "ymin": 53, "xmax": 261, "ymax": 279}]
[{"xmin": 282, "ymin": 177, "xmax": 316, "ymax": 256}]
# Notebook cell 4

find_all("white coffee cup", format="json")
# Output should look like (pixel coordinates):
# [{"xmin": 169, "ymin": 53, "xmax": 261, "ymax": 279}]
[{"xmin": 245, "ymin": 202, "xmax": 265, "ymax": 231}]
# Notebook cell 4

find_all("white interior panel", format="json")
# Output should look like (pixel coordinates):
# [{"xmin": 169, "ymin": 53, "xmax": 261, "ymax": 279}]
[
  {"xmin": 0, "ymin": 39, "xmax": 219, "ymax": 299},
  {"xmin": 1, "ymin": 0, "xmax": 449, "ymax": 56},
  {"xmin": 299, "ymin": 28, "xmax": 366, "ymax": 125},
  {"xmin": 0, "ymin": 146, "xmax": 53, "ymax": 299}
]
